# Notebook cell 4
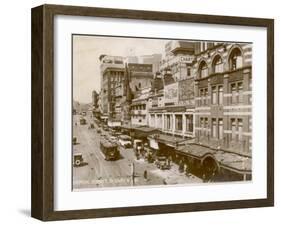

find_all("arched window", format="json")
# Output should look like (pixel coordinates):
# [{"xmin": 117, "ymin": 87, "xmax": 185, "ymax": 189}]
[
  {"xmin": 212, "ymin": 55, "xmax": 223, "ymax": 73},
  {"xmin": 229, "ymin": 48, "xmax": 243, "ymax": 71},
  {"xmin": 199, "ymin": 61, "xmax": 208, "ymax": 78}
]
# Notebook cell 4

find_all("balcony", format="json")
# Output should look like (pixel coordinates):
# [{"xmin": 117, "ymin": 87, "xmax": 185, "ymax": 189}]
[{"xmin": 131, "ymin": 110, "xmax": 147, "ymax": 115}]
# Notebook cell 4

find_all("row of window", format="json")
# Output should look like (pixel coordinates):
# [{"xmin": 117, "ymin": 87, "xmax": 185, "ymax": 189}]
[
  {"xmin": 110, "ymin": 74, "xmax": 123, "ymax": 83},
  {"xmin": 199, "ymin": 117, "xmax": 243, "ymax": 141},
  {"xmin": 132, "ymin": 115, "xmax": 145, "ymax": 119},
  {"xmin": 131, "ymin": 104, "xmax": 146, "ymax": 110},
  {"xmin": 198, "ymin": 48, "xmax": 243, "ymax": 78},
  {"xmin": 150, "ymin": 114, "xmax": 194, "ymax": 133},
  {"xmin": 198, "ymin": 82, "xmax": 244, "ymax": 106}
]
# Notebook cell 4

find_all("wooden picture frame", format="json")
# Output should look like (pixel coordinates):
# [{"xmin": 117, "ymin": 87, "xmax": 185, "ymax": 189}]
[{"xmin": 31, "ymin": 4, "xmax": 274, "ymax": 221}]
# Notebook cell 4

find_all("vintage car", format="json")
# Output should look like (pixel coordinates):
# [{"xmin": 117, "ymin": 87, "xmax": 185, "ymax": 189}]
[
  {"xmin": 144, "ymin": 145, "xmax": 155, "ymax": 163},
  {"xmin": 72, "ymin": 136, "xmax": 78, "ymax": 145},
  {"xmin": 155, "ymin": 156, "xmax": 170, "ymax": 170},
  {"xmin": 133, "ymin": 139, "xmax": 143, "ymax": 157},
  {"xmin": 108, "ymin": 136, "xmax": 118, "ymax": 143},
  {"xmin": 118, "ymin": 135, "xmax": 132, "ymax": 148},
  {"xmin": 73, "ymin": 152, "xmax": 84, "ymax": 167},
  {"xmin": 80, "ymin": 117, "xmax": 87, "ymax": 125}
]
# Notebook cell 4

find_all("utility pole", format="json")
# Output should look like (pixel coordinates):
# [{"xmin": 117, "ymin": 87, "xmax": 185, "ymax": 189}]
[{"xmin": 130, "ymin": 162, "xmax": 135, "ymax": 186}]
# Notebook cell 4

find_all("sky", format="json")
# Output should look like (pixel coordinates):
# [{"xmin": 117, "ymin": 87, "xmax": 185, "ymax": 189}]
[{"xmin": 73, "ymin": 35, "xmax": 169, "ymax": 103}]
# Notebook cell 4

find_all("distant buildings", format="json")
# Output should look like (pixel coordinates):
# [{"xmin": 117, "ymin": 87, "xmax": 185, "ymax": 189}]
[{"xmin": 91, "ymin": 90, "xmax": 99, "ymax": 109}]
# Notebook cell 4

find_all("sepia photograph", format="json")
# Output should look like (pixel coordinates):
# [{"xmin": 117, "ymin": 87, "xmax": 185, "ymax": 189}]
[{"xmin": 72, "ymin": 35, "xmax": 252, "ymax": 190}]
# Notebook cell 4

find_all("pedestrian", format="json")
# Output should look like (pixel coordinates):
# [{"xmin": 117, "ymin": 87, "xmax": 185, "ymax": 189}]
[
  {"xmin": 143, "ymin": 170, "xmax": 148, "ymax": 181},
  {"xmin": 185, "ymin": 164, "xmax": 189, "ymax": 176},
  {"xmin": 179, "ymin": 159, "xmax": 184, "ymax": 172},
  {"xmin": 168, "ymin": 156, "xmax": 171, "ymax": 167}
]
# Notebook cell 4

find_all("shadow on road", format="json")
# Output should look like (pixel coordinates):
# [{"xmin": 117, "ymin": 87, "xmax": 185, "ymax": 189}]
[{"xmin": 74, "ymin": 162, "xmax": 88, "ymax": 167}]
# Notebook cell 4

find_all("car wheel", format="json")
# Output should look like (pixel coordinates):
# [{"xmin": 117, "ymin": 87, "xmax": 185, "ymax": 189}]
[{"xmin": 75, "ymin": 159, "xmax": 81, "ymax": 166}]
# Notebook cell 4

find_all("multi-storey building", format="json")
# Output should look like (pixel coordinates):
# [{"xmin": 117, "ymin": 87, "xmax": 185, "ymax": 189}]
[
  {"xmin": 99, "ymin": 55, "xmax": 125, "ymax": 122},
  {"xmin": 147, "ymin": 41, "xmax": 252, "ymax": 181},
  {"xmin": 148, "ymin": 41, "xmax": 196, "ymax": 139},
  {"xmin": 194, "ymin": 43, "xmax": 252, "ymax": 155},
  {"xmin": 128, "ymin": 63, "xmax": 154, "ymax": 94},
  {"xmin": 160, "ymin": 41, "xmax": 195, "ymax": 81},
  {"xmin": 91, "ymin": 90, "xmax": 99, "ymax": 109},
  {"xmin": 140, "ymin": 54, "xmax": 162, "ymax": 73},
  {"xmin": 131, "ymin": 87, "xmax": 151, "ymax": 127}
]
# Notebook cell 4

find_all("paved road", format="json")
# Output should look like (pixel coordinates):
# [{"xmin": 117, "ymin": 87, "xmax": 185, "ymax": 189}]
[{"xmin": 73, "ymin": 114, "xmax": 202, "ymax": 190}]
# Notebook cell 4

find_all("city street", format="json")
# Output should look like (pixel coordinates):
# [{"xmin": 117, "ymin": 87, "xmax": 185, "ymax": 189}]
[{"xmin": 72, "ymin": 114, "xmax": 202, "ymax": 190}]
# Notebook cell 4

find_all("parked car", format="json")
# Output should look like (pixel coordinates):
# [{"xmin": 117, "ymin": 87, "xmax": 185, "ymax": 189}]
[
  {"xmin": 155, "ymin": 156, "xmax": 170, "ymax": 170},
  {"xmin": 133, "ymin": 139, "xmax": 142, "ymax": 157},
  {"xmin": 80, "ymin": 117, "xmax": 87, "ymax": 125},
  {"xmin": 144, "ymin": 146, "xmax": 154, "ymax": 163},
  {"xmin": 72, "ymin": 136, "xmax": 78, "ymax": 145},
  {"xmin": 118, "ymin": 135, "xmax": 132, "ymax": 148},
  {"xmin": 103, "ymin": 125, "xmax": 109, "ymax": 131},
  {"xmin": 73, "ymin": 152, "xmax": 84, "ymax": 167},
  {"xmin": 108, "ymin": 136, "xmax": 118, "ymax": 143},
  {"xmin": 97, "ymin": 128, "xmax": 101, "ymax": 133},
  {"xmin": 101, "ymin": 133, "xmax": 106, "ymax": 138}
]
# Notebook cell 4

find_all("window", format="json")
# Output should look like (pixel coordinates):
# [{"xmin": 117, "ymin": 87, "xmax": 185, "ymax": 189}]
[
  {"xmin": 199, "ymin": 61, "xmax": 208, "ymax": 78},
  {"xmin": 238, "ymin": 82, "xmax": 243, "ymax": 103},
  {"xmin": 187, "ymin": 66, "xmax": 191, "ymax": 77},
  {"xmin": 150, "ymin": 114, "xmax": 155, "ymax": 127},
  {"xmin": 200, "ymin": 89, "xmax": 204, "ymax": 106},
  {"xmin": 157, "ymin": 114, "xmax": 162, "ymax": 129},
  {"xmin": 229, "ymin": 48, "xmax": 243, "ymax": 70},
  {"xmin": 204, "ymin": 118, "xmax": 209, "ymax": 136},
  {"xmin": 200, "ymin": 88, "xmax": 208, "ymax": 106},
  {"xmin": 200, "ymin": 117, "xmax": 204, "ymax": 136},
  {"xmin": 186, "ymin": 115, "xmax": 193, "ymax": 133},
  {"xmin": 238, "ymin": 119, "xmax": 243, "ymax": 141},
  {"xmin": 218, "ymin": 118, "xmax": 223, "ymax": 139},
  {"xmin": 231, "ymin": 82, "xmax": 243, "ymax": 104},
  {"xmin": 212, "ymin": 86, "xmax": 217, "ymax": 104},
  {"xmin": 166, "ymin": 115, "xmax": 172, "ymax": 130},
  {"xmin": 230, "ymin": 118, "xmax": 243, "ymax": 142},
  {"xmin": 212, "ymin": 118, "xmax": 217, "ymax": 138},
  {"xmin": 231, "ymin": 83, "xmax": 237, "ymax": 104},
  {"xmin": 175, "ymin": 115, "xmax": 183, "ymax": 131},
  {"xmin": 231, "ymin": 118, "xmax": 236, "ymax": 140},
  {"xmin": 218, "ymin": 85, "xmax": 223, "ymax": 105},
  {"xmin": 213, "ymin": 55, "xmax": 224, "ymax": 73}
]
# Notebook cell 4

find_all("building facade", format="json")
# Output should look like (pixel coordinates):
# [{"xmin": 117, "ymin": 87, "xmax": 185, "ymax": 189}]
[
  {"xmin": 194, "ymin": 43, "xmax": 252, "ymax": 155},
  {"xmin": 91, "ymin": 90, "xmax": 99, "ymax": 109},
  {"xmin": 160, "ymin": 41, "xmax": 195, "ymax": 81},
  {"xmin": 148, "ymin": 41, "xmax": 196, "ymax": 139},
  {"xmin": 131, "ymin": 87, "xmax": 151, "ymax": 126},
  {"xmin": 128, "ymin": 63, "xmax": 154, "ymax": 94},
  {"xmin": 99, "ymin": 55, "xmax": 125, "ymax": 121}
]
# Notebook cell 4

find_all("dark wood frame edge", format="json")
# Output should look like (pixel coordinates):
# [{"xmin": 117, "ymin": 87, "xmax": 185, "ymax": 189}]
[{"xmin": 31, "ymin": 4, "xmax": 274, "ymax": 221}]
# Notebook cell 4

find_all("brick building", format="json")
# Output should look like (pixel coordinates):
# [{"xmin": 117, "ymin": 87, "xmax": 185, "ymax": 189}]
[{"xmin": 194, "ymin": 43, "xmax": 252, "ymax": 155}]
